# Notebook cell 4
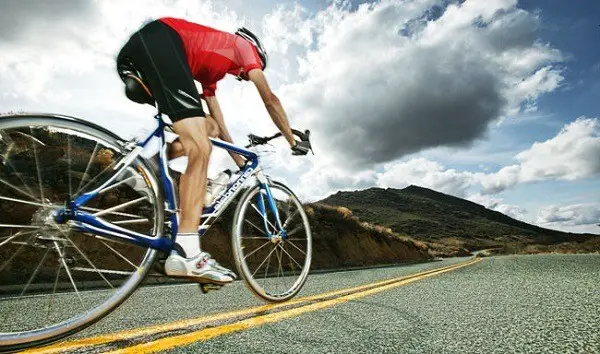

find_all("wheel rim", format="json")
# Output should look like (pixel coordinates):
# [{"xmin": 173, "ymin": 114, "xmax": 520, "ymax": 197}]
[
  {"xmin": 0, "ymin": 117, "xmax": 162, "ymax": 348},
  {"xmin": 234, "ymin": 182, "xmax": 312, "ymax": 302}
]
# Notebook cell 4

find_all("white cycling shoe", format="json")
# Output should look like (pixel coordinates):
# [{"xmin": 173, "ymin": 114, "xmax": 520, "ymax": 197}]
[{"xmin": 164, "ymin": 252, "xmax": 236, "ymax": 284}]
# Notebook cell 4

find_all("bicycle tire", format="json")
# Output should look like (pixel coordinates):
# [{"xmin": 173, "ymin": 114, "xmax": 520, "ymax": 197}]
[
  {"xmin": 0, "ymin": 114, "xmax": 164, "ymax": 351},
  {"xmin": 231, "ymin": 180, "xmax": 312, "ymax": 302}
]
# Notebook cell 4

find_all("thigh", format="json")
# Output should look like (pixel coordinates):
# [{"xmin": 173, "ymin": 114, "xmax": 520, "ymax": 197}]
[
  {"xmin": 173, "ymin": 118, "xmax": 212, "ymax": 154},
  {"xmin": 205, "ymin": 115, "xmax": 220, "ymax": 138}
]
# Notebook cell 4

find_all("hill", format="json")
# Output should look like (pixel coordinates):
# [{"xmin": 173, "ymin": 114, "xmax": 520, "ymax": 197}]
[
  {"xmin": 203, "ymin": 201, "xmax": 431, "ymax": 271},
  {"xmin": 319, "ymin": 185, "xmax": 598, "ymax": 256}
]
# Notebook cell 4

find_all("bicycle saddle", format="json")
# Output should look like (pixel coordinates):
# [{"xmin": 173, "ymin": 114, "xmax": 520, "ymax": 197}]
[
  {"xmin": 117, "ymin": 58, "xmax": 156, "ymax": 106},
  {"xmin": 124, "ymin": 73, "xmax": 155, "ymax": 106}
]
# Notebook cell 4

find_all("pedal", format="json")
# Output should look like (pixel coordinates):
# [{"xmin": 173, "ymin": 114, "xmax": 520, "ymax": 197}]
[
  {"xmin": 199, "ymin": 282, "xmax": 223, "ymax": 294},
  {"xmin": 153, "ymin": 255, "xmax": 168, "ymax": 276}
]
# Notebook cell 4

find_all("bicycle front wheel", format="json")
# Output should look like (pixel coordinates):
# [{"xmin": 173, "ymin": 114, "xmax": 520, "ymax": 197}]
[
  {"xmin": 0, "ymin": 114, "xmax": 164, "ymax": 351},
  {"xmin": 232, "ymin": 181, "xmax": 312, "ymax": 302}
]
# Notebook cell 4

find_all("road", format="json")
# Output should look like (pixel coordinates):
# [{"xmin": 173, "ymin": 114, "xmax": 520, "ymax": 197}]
[{"xmin": 20, "ymin": 254, "xmax": 600, "ymax": 353}]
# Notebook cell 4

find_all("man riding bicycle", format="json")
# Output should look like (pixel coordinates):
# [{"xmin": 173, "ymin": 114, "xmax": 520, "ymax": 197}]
[{"xmin": 116, "ymin": 18, "xmax": 310, "ymax": 285}]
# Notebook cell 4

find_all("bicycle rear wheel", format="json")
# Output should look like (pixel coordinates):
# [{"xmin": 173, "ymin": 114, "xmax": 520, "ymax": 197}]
[
  {"xmin": 0, "ymin": 114, "xmax": 164, "ymax": 351},
  {"xmin": 232, "ymin": 181, "xmax": 312, "ymax": 302}
]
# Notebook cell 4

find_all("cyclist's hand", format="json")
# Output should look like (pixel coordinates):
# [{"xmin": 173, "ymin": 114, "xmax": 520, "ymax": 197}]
[{"xmin": 291, "ymin": 140, "xmax": 310, "ymax": 156}]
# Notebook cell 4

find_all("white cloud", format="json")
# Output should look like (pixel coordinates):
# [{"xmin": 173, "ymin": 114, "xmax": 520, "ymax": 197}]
[
  {"xmin": 277, "ymin": 0, "xmax": 563, "ymax": 168},
  {"xmin": 376, "ymin": 158, "xmax": 475, "ymax": 197},
  {"xmin": 537, "ymin": 203, "xmax": 600, "ymax": 234},
  {"xmin": 297, "ymin": 163, "xmax": 377, "ymax": 201},
  {"xmin": 292, "ymin": 115, "xmax": 600, "ymax": 217},
  {"xmin": 468, "ymin": 193, "xmax": 528, "ymax": 220},
  {"xmin": 480, "ymin": 117, "xmax": 600, "ymax": 193},
  {"xmin": 537, "ymin": 203, "xmax": 600, "ymax": 225},
  {"xmin": 0, "ymin": 0, "xmax": 247, "ymax": 135}
]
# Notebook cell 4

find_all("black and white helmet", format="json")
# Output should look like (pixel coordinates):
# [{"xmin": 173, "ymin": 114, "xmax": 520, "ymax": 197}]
[{"xmin": 235, "ymin": 27, "xmax": 268, "ymax": 70}]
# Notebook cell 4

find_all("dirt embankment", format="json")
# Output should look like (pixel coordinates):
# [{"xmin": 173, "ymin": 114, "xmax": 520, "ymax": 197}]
[
  {"xmin": 202, "ymin": 202, "xmax": 431, "ymax": 271},
  {"xmin": 491, "ymin": 238, "xmax": 600, "ymax": 255}
]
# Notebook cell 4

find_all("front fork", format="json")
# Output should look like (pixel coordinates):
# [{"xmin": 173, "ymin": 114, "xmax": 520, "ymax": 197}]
[{"xmin": 255, "ymin": 172, "xmax": 287, "ymax": 240}]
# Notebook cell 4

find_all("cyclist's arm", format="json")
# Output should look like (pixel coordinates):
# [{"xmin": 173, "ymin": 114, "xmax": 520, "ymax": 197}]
[
  {"xmin": 247, "ymin": 69, "xmax": 296, "ymax": 148},
  {"xmin": 204, "ymin": 95, "xmax": 246, "ymax": 168}
]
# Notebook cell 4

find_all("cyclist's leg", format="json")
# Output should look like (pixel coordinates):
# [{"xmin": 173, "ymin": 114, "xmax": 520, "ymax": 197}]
[
  {"xmin": 169, "ymin": 115, "xmax": 219, "ymax": 159},
  {"xmin": 172, "ymin": 117, "xmax": 211, "ymax": 234},
  {"xmin": 118, "ymin": 20, "xmax": 208, "ymax": 233},
  {"xmin": 116, "ymin": 20, "xmax": 233, "ymax": 282}
]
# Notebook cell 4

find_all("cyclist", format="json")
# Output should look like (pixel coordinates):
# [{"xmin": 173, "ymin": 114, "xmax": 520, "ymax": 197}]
[{"xmin": 116, "ymin": 18, "xmax": 310, "ymax": 285}]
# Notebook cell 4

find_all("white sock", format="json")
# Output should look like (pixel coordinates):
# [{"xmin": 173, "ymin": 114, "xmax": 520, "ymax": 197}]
[{"xmin": 173, "ymin": 232, "xmax": 201, "ymax": 258}]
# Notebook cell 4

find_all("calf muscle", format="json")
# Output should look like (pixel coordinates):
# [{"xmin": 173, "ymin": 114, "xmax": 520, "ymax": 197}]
[{"xmin": 172, "ymin": 117, "xmax": 212, "ymax": 233}]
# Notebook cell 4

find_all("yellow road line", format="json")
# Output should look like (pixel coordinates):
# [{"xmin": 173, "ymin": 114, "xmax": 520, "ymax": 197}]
[
  {"xmin": 28, "ymin": 259, "xmax": 479, "ymax": 354},
  {"xmin": 110, "ymin": 259, "xmax": 481, "ymax": 354}
]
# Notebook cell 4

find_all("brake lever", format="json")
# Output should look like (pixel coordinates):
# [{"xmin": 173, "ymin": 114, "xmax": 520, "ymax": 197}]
[
  {"xmin": 303, "ymin": 130, "xmax": 314, "ymax": 154},
  {"xmin": 248, "ymin": 134, "xmax": 268, "ymax": 145},
  {"xmin": 303, "ymin": 130, "xmax": 310, "ymax": 141}
]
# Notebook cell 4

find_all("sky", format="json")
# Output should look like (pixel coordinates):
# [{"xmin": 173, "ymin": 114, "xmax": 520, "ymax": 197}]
[{"xmin": 0, "ymin": 0, "xmax": 599, "ymax": 235}]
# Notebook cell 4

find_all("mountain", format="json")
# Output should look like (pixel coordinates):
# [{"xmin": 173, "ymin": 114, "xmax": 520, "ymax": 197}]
[{"xmin": 319, "ymin": 185, "xmax": 598, "ymax": 255}]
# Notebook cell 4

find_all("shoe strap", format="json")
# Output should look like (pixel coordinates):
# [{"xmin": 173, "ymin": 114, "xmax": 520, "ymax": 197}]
[{"xmin": 196, "ymin": 253, "xmax": 211, "ymax": 269}]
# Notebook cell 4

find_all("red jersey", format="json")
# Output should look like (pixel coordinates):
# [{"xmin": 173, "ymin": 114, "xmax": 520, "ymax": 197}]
[{"xmin": 159, "ymin": 17, "xmax": 263, "ymax": 97}]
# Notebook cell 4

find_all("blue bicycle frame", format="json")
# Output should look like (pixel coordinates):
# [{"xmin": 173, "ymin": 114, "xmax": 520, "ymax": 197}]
[{"xmin": 54, "ymin": 113, "xmax": 283, "ymax": 253}]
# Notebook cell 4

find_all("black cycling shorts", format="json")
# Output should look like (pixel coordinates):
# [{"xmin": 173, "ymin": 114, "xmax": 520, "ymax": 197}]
[{"xmin": 116, "ymin": 20, "xmax": 205, "ymax": 121}]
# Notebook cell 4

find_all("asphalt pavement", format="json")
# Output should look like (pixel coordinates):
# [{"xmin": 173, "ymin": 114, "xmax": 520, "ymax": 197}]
[{"xmin": 15, "ymin": 254, "xmax": 600, "ymax": 353}]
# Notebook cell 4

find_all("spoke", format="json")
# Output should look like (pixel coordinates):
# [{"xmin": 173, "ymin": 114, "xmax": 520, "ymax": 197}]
[
  {"xmin": 0, "ymin": 232, "xmax": 37, "ymax": 272},
  {"xmin": 93, "ymin": 196, "xmax": 147, "ymax": 217},
  {"xmin": 112, "ymin": 218, "xmax": 150, "ymax": 225},
  {"xmin": 99, "ymin": 175, "xmax": 136, "ymax": 194},
  {"xmin": 283, "ymin": 197, "xmax": 292, "ymax": 219},
  {"xmin": 279, "ymin": 243, "xmax": 304, "ymax": 270},
  {"xmin": 71, "ymin": 267, "xmax": 133, "ymax": 276},
  {"xmin": 80, "ymin": 206, "xmax": 142, "ymax": 219},
  {"xmin": 276, "ymin": 196, "xmax": 293, "ymax": 223},
  {"xmin": 0, "ymin": 195, "xmax": 47, "ymax": 208},
  {"xmin": 0, "ymin": 230, "xmax": 36, "ymax": 247},
  {"xmin": 68, "ymin": 135, "xmax": 73, "ymax": 199},
  {"xmin": 244, "ymin": 219, "xmax": 268, "ymax": 237},
  {"xmin": 14, "ymin": 130, "xmax": 45, "ymax": 145},
  {"xmin": 61, "ymin": 232, "xmax": 114, "ymax": 289},
  {"xmin": 275, "ymin": 245, "xmax": 284, "ymax": 293},
  {"xmin": 250, "ymin": 203, "xmax": 277, "ymax": 234},
  {"xmin": 286, "ymin": 239, "xmax": 307, "ymax": 256},
  {"xmin": 243, "ymin": 240, "xmax": 272, "ymax": 260},
  {"xmin": 251, "ymin": 245, "xmax": 278, "ymax": 278},
  {"xmin": 289, "ymin": 244, "xmax": 297, "ymax": 282},
  {"xmin": 54, "ymin": 241, "xmax": 84, "ymax": 307},
  {"xmin": 241, "ymin": 236, "xmax": 271, "ymax": 240},
  {"xmin": 78, "ymin": 159, "xmax": 118, "ymax": 198},
  {"xmin": 101, "ymin": 240, "xmax": 138, "ymax": 270},
  {"xmin": 286, "ymin": 225, "xmax": 305, "ymax": 237},
  {"xmin": 31, "ymin": 127, "xmax": 45, "ymax": 202},
  {"xmin": 0, "ymin": 224, "xmax": 41, "ymax": 229},
  {"xmin": 263, "ymin": 245, "xmax": 272, "ymax": 281},
  {"xmin": 0, "ymin": 178, "xmax": 39, "ymax": 201},
  {"xmin": 0, "ymin": 129, "xmax": 40, "ymax": 200},
  {"xmin": 19, "ymin": 248, "xmax": 50, "ymax": 297},
  {"xmin": 4, "ymin": 162, "xmax": 39, "ymax": 200},
  {"xmin": 282, "ymin": 209, "xmax": 300, "ymax": 229},
  {"xmin": 47, "ymin": 262, "xmax": 63, "ymax": 319},
  {"xmin": 75, "ymin": 142, "xmax": 99, "ymax": 195}
]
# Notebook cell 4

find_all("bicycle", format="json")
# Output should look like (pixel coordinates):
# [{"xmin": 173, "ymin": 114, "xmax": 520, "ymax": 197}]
[{"xmin": 0, "ymin": 108, "xmax": 313, "ymax": 350}]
